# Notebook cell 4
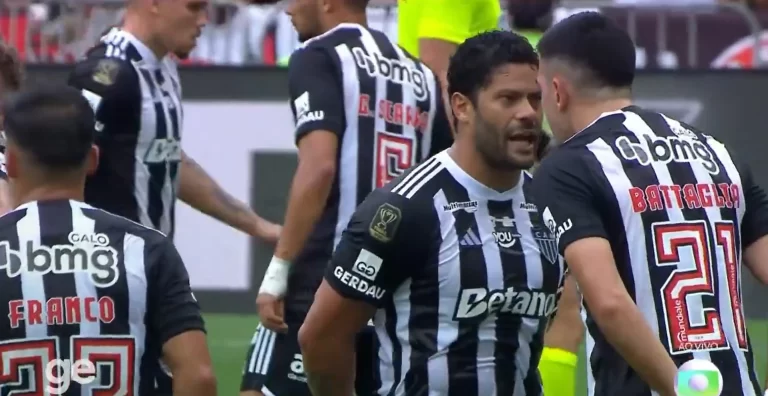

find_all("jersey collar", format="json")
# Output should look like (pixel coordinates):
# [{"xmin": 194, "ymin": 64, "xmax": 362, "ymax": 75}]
[
  {"xmin": 107, "ymin": 28, "xmax": 163, "ymax": 67},
  {"xmin": 436, "ymin": 150, "xmax": 524, "ymax": 201}
]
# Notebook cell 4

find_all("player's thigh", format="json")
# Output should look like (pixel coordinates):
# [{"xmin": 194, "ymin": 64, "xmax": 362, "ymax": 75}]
[
  {"xmin": 241, "ymin": 322, "xmax": 311, "ymax": 396},
  {"xmin": 355, "ymin": 323, "xmax": 380, "ymax": 396}
]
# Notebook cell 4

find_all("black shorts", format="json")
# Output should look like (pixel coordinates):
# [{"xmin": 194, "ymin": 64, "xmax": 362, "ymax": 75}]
[{"xmin": 240, "ymin": 320, "xmax": 379, "ymax": 395}]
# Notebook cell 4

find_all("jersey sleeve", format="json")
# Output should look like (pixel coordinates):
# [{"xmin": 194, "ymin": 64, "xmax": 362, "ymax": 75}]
[
  {"xmin": 146, "ymin": 238, "xmax": 206, "ymax": 345},
  {"xmin": 288, "ymin": 47, "xmax": 345, "ymax": 144},
  {"xmin": 737, "ymin": 160, "xmax": 768, "ymax": 247},
  {"xmin": 67, "ymin": 57, "xmax": 142, "ymax": 146},
  {"xmin": 325, "ymin": 188, "xmax": 434, "ymax": 307},
  {"xmin": 532, "ymin": 151, "xmax": 609, "ymax": 254}
]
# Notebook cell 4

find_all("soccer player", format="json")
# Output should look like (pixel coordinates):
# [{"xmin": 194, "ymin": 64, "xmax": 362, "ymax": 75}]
[
  {"xmin": 533, "ymin": 12, "xmax": 767, "ymax": 395},
  {"xmin": 246, "ymin": 0, "xmax": 452, "ymax": 395},
  {"xmin": 67, "ymin": 1, "xmax": 277, "ymax": 393},
  {"xmin": 0, "ymin": 42, "xmax": 24, "ymax": 214},
  {"xmin": 0, "ymin": 85, "xmax": 216, "ymax": 395},
  {"xmin": 298, "ymin": 30, "xmax": 565, "ymax": 396},
  {"xmin": 67, "ymin": 0, "xmax": 280, "ymax": 242}
]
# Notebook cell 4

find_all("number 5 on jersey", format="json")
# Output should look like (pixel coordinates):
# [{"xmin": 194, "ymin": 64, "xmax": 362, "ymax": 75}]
[
  {"xmin": 375, "ymin": 131, "xmax": 414, "ymax": 188},
  {"xmin": 653, "ymin": 220, "xmax": 748, "ymax": 354}
]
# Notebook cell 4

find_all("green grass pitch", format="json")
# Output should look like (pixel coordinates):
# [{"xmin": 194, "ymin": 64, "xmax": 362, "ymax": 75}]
[{"xmin": 204, "ymin": 314, "xmax": 767, "ymax": 395}]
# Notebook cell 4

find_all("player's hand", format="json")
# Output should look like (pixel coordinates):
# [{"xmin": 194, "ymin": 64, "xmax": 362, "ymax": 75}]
[
  {"xmin": 253, "ymin": 219, "xmax": 281, "ymax": 244},
  {"xmin": 256, "ymin": 293, "xmax": 288, "ymax": 333}
]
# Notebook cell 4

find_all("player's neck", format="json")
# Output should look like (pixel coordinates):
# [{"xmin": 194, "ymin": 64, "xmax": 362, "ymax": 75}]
[
  {"xmin": 121, "ymin": 17, "xmax": 168, "ymax": 60},
  {"xmin": 570, "ymin": 98, "xmax": 633, "ymax": 136},
  {"xmin": 326, "ymin": 11, "xmax": 367, "ymax": 30},
  {"xmin": 449, "ymin": 144, "xmax": 521, "ymax": 192},
  {"xmin": 12, "ymin": 182, "xmax": 85, "ymax": 208}
]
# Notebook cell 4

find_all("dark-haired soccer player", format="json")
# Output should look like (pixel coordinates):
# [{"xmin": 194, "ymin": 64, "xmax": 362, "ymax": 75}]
[
  {"xmin": 298, "ymin": 30, "xmax": 565, "ymax": 396},
  {"xmin": 0, "ymin": 85, "xmax": 216, "ymax": 395},
  {"xmin": 0, "ymin": 42, "xmax": 24, "ymax": 214},
  {"xmin": 533, "ymin": 12, "xmax": 767, "ymax": 396},
  {"xmin": 246, "ymin": 0, "xmax": 452, "ymax": 395}
]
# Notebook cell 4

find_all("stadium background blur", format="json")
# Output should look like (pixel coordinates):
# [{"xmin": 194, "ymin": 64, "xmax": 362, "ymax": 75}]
[{"xmin": 4, "ymin": 0, "xmax": 768, "ymax": 394}]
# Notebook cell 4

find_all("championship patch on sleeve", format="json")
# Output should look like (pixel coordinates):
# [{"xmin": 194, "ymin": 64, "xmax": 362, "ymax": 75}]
[
  {"xmin": 92, "ymin": 59, "xmax": 119, "ymax": 86},
  {"xmin": 369, "ymin": 203, "xmax": 402, "ymax": 243}
]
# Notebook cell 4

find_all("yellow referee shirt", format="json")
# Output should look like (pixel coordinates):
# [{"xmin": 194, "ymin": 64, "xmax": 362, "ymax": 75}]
[{"xmin": 398, "ymin": 0, "xmax": 502, "ymax": 57}]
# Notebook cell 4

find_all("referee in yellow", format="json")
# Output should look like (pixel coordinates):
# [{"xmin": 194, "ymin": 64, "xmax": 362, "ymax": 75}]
[{"xmin": 399, "ymin": 2, "xmax": 582, "ymax": 395}]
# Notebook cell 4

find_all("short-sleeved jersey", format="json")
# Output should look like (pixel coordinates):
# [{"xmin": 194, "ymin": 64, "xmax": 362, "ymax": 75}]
[
  {"xmin": 326, "ymin": 150, "xmax": 565, "ymax": 396},
  {"xmin": 532, "ymin": 106, "xmax": 768, "ymax": 396},
  {"xmin": 286, "ymin": 24, "xmax": 452, "ymax": 312},
  {"xmin": 397, "ymin": 0, "xmax": 502, "ymax": 57},
  {"xmin": 68, "ymin": 28, "xmax": 183, "ymax": 237},
  {"xmin": 0, "ymin": 199, "xmax": 203, "ymax": 395}
]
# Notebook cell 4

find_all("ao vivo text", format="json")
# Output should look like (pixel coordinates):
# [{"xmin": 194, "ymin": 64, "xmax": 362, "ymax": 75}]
[{"xmin": 45, "ymin": 359, "xmax": 97, "ymax": 394}]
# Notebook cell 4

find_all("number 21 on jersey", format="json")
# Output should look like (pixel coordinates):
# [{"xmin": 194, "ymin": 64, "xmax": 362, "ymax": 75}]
[
  {"xmin": 653, "ymin": 220, "xmax": 748, "ymax": 354},
  {"xmin": 375, "ymin": 131, "xmax": 414, "ymax": 188}
]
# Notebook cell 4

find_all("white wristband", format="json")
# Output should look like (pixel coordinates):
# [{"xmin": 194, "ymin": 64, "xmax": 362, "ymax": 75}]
[{"xmin": 258, "ymin": 256, "xmax": 291, "ymax": 297}]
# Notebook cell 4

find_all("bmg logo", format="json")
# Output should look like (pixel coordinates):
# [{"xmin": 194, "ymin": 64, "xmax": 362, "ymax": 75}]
[
  {"xmin": 675, "ymin": 359, "xmax": 722, "ymax": 396},
  {"xmin": 45, "ymin": 359, "xmax": 96, "ymax": 394}
]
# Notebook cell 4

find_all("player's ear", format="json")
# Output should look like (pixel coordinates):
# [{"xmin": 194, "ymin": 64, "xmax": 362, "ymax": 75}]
[
  {"xmin": 4, "ymin": 145, "xmax": 18, "ymax": 180},
  {"xmin": 86, "ymin": 144, "xmax": 99, "ymax": 176},
  {"xmin": 450, "ymin": 92, "xmax": 473, "ymax": 126},
  {"xmin": 551, "ymin": 76, "xmax": 568, "ymax": 112}
]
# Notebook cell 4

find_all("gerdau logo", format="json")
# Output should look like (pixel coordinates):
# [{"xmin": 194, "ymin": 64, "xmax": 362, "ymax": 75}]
[{"xmin": 45, "ymin": 359, "xmax": 96, "ymax": 394}]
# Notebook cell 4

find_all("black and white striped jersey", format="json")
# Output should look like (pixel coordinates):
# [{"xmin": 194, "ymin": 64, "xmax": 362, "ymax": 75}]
[
  {"xmin": 285, "ymin": 23, "xmax": 452, "ymax": 310},
  {"xmin": 0, "ymin": 199, "xmax": 203, "ymax": 395},
  {"xmin": 532, "ymin": 106, "xmax": 768, "ymax": 396},
  {"xmin": 68, "ymin": 28, "xmax": 183, "ymax": 238},
  {"xmin": 0, "ymin": 132, "xmax": 6, "ymax": 179},
  {"xmin": 325, "ymin": 150, "xmax": 565, "ymax": 396}
]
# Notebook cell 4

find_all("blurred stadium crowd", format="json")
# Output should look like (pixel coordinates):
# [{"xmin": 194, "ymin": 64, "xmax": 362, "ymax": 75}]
[{"xmin": 1, "ymin": 0, "xmax": 767, "ymax": 67}]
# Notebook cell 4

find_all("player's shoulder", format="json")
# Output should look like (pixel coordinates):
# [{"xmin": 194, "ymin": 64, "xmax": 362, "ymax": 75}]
[
  {"xmin": 534, "ymin": 143, "xmax": 598, "ymax": 190},
  {"xmin": 69, "ymin": 45, "xmax": 139, "ymax": 96},
  {"xmin": 288, "ymin": 41, "xmax": 336, "ymax": 76},
  {"xmin": 358, "ymin": 159, "xmax": 444, "ymax": 223},
  {"xmin": 79, "ymin": 205, "xmax": 170, "ymax": 248}
]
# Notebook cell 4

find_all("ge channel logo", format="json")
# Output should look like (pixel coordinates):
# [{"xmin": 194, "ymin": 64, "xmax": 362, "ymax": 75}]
[{"xmin": 675, "ymin": 359, "xmax": 722, "ymax": 396}]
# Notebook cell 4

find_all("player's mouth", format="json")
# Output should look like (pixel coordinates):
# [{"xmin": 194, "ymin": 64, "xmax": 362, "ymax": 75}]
[{"xmin": 507, "ymin": 131, "xmax": 538, "ymax": 145}]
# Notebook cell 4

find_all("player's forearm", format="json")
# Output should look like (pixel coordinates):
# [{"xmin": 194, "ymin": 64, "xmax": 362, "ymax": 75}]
[
  {"xmin": 544, "ymin": 276, "xmax": 583, "ymax": 353},
  {"xmin": 744, "ymin": 237, "xmax": 768, "ymax": 284},
  {"xmin": 589, "ymin": 296, "xmax": 677, "ymax": 394},
  {"xmin": 273, "ymin": 161, "xmax": 334, "ymax": 262},
  {"xmin": 300, "ymin": 333, "xmax": 356, "ymax": 396},
  {"xmin": 178, "ymin": 152, "xmax": 262, "ymax": 235},
  {"xmin": 418, "ymin": 38, "xmax": 456, "ymax": 133},
  {"xmin": 171, "ymin": 366, "xmax": 217, "ymax": 396}
]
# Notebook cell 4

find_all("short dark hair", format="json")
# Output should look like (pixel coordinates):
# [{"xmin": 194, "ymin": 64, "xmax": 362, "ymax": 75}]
[
  {"xmin": 0, "ymin": 42, "xmax": 23, "ymax": 92},
  {"xmin": 345, "ymin": 0, "xmax": 369, "ymax": 11},
  {"xmin": 2, "ymin": 85, "xmax": 96, "ymax": 170},
  {"xmin": 447, "ymin": 30, "xmax": 538, "ymax": 102},
  {"xmin": 537, "ymin": 12, "xmax": 635, "ymax": 89}
]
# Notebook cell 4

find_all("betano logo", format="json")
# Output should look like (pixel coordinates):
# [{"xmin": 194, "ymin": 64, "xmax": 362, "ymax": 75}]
[{"xmin": 453, "ymin": 286, "xmax": 557, "ymax": 320}]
